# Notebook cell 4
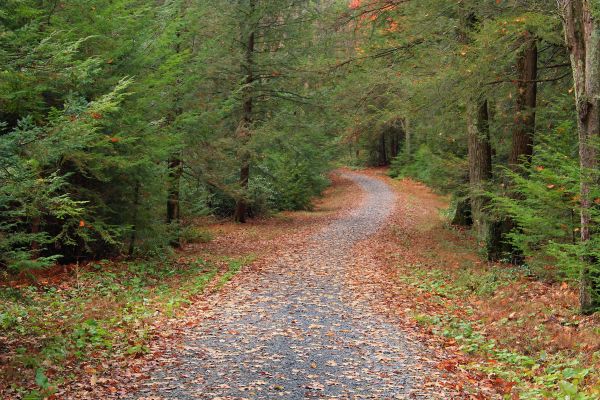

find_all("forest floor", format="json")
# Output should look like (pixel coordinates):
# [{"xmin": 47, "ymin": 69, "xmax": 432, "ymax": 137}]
[{"xmin": 1, "ymin": 169, "xmax": 599, "ymax": 399}]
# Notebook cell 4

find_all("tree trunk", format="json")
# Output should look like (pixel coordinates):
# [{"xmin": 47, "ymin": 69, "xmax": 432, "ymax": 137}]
[
  {"xmin": 467, "ymin": 99, "xmax": 492, "ymax": 243},
  {"xmin": 167, "ymin": 156, "xmax": 182, "ymax": 247},
  {"xmin": 379, "ymin": 133, "xmax": 388, "ymax": 165},
  {"xmin": 128, "ymin": 181, "xmax": 141, "ymax": 257},
  {"xmin": 234, "ymin": 1, "xmax": 256, "ymax": 223},
  {"xmin": 390, "ymin": 119, "xmax": 404, "ymax": 159},
  {"xmin": 560, "ymin": 0, "xmax": 600, "ymax": 313},
  {"xmin": 402, "ymin": 118, "xmax": 411, "ymax": 159},
  {"xmin": 452, "ymin": 198, "xmax": 472, "ymax": 226},
  {"xmin": 509, "ymin": 37, "xmax": 538, "ymax": 168},
  {"xmin": 389, "ymin": 130, "xmax": 397, "ymax": 159},
  {"xmin": 490, "ymin": 37, "xmax": 538, "ymax": 262},
  {"xmin": 166, "ymin": 28, "xmax": 184, "ymax": 247}
]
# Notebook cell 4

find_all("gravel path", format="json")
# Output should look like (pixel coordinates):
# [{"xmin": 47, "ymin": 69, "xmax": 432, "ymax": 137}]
[{"xmin": 135, "ymin": 172, "xmax": 427, "ymax": 399}]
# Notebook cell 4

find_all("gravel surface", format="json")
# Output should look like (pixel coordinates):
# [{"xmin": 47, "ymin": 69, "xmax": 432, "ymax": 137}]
[{"xmin": 134, "ymin": 172, "xmax": 430, "ymax": 399}]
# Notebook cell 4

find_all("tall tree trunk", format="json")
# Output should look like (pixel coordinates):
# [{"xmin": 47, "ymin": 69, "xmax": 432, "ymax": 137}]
[
  {"xmin": 468, "ymin": 99, "xmax": 493, "ymax": 243},
  {"xmin": 402, "ymin": 118, "xmax": 411, "ymax": 158},
  {"xmin": 452, "ymin": 9, "xmax": 482, "ymax": 231},
  {"xmin": 379, "ymin": 132, "xmax": 388, "ymax": 165},
  {"xmin": 560, "ymin": 0, "xmax": 600, "ymax": 313},
  {"xmin": 489, "ymin": 37, "xmax": 538, "ymax": 262},
  {"xmin": 128, "ymin": 181, "xmax": 141, "ymax": 257},
  {"xmin": 166, "ymin": 155, "xmax": 182, "ymax": 247},
  {"xmin": 389, "ymin": 119, "xmax": 403, "ymax": 159},
  {"xmin": 234, "ymin": 162, "xmax": 250, "ymax": 222},
  {"xmin": 510, "ymin": 37, "xmax": 538, "ymax": 168},
  {"xmin": 389, "ymin": 129, "xmax": 396, "ymax": 159},
  {"xmin": 166, "ymin": 28, "xmax": 184, "ymax": 246},
  {"xmin": 234, "ymin": 2, "xmax": 256, "ymax": 223}
]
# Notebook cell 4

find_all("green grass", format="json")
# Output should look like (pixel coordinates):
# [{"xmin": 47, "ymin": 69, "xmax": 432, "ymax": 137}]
[
  {"xmin": 399, "ymin": 263, "xmax": 598, "ymax": 399},
  {"xmin": 398, "ymin": 263, "xmax": 521, "ymax": 299},
  {"xmin": 215, "ymin": 255, "xmax": 255, "ymax": 290},
  {"xmin": 412, "ymin": 310, "xmax": 595, "ymax": 399},
  {"xmin": 0, "ymin": 256, "xmax": 242, "ymax": 398}
]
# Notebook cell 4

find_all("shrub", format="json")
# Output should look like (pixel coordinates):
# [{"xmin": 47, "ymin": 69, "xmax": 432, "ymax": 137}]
[
  {"xmin": 493, "ymin": 123, "xmax": 600, "ymax": 302},
  {"xmin": 180, "ymin": 226, "xmax": 213, "ymax": 245},
  {"xmin": 389, "ymin": 144, "xmax": 467, "ymax": 193}
]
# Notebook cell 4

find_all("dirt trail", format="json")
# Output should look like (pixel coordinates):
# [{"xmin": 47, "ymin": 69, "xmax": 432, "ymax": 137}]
[{"xmin": 132, "ymin": 172, "xmax": 445, "ymax": 399}]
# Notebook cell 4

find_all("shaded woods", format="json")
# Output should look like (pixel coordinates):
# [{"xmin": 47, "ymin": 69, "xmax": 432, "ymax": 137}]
[
  {"xmin": 1, "ymin": 0, "xmax": 599, "ymax": 399},
  {"xmin": 341, "ymin": 0, "xmax": 600, "ymax": 314}
]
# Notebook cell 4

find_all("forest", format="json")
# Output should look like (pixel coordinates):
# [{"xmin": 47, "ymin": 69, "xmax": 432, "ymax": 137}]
[{"xmin": 1, "ymin": 0, "xmax": 600, "ymax": 399}]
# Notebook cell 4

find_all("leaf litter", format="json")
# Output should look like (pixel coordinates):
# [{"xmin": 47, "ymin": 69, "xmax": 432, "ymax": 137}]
[{"xmin": 58, "ymin": 170, "xmax": 492, "ymax": 399}]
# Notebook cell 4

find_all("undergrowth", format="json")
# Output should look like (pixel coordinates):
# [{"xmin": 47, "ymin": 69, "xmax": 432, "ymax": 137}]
[
  {"xmin": 0, "ymin": 254, "xmax": 251, "ymax": 398},
  {"xmin": 399, "ymin": 264, "xmax": 599, "ymax": 399}
]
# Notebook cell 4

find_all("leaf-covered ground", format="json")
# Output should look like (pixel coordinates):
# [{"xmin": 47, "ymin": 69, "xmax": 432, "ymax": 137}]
[
  {"xmin": 53, "ymin": 171, "xmax": 469, "ymax": 399},
  {"xmin": 349, "ymin": 169, "xmax": 599, "ymax": 398},
  {"xmin": 0, "ymin": 174, "xmax": 359, "ymax": 399},
  {"xmin": 2, "ymin": 169, "xmax": 598, "ymax": 399},
  {"xmin": 127, "ymin": 172, "xmax": 453, "ymax": 399}
]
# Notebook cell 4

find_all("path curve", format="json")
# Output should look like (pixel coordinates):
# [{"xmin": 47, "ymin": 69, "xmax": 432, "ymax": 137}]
[{"xmin": 135, "ymin": 172, "xmax": 423, "ymax": 399}]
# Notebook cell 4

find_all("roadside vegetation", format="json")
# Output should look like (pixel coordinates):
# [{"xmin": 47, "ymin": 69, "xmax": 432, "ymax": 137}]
[
  {"xmin": 0, "ymin": 253, "xmax": 254, "ymax": 398},
  {"xmin": 364, "ymin": 174, "xmax": 599, "ymax": 399}
]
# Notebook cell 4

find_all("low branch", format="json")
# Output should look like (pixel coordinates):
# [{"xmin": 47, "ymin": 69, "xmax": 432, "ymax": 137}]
[
  {"xmin": 331, "ymin": 39, "xmax": 424, "ymax": 70},
  {"xmin": 486, "ymin": 72, "xmax": 570, "ymax": 85}
]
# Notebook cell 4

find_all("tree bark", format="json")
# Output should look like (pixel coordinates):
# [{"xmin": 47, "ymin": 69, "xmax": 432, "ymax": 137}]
[
  {"xmin": 560, "ymin": 0, "xmax": 600, "ymax": 313},
  {"xmin": 402, "ymin": 118, "xmax": 411, "ymax": 158},
  {"xmin": 379, "ymin": 132, "xmax": 388, "ymax": 165},
  {"xmin": 166, "ymin": 155, "xmax": 182, "ymax": 247},
  {"xmin": 128, "ymin": 181, "xmax": 141, "ymax": 256},
  {"xmin": 509, "ymin": 37, "xmax": 538, "ymax": 168},
  {"xmin": 234, "ymin": 162, "xmax": 250, "ymax": 223},
  {"xmin": 452, "ymin": 198, "xmax": 473, "ymax": 226},
  {"xmin": 233, "ymin": 0, "xmax": 256, "ymax": 223},
  {"xmin": 456, "ymin": 8, "xmax": 487, "ymax": 234},
  {"xmin": 389, "ymin": 118, "xmax": 404, "ymax": 159},
  {"xmin": 467, "ymin": 99, "xmax": 492, "ymax": 242},
  {"xmin": 490, "ymin": 37, "xmax": 538, "ymax": 262},
  {"xmin": 166, "ymin": 28, "xmax": 184, "ymax": 247}
]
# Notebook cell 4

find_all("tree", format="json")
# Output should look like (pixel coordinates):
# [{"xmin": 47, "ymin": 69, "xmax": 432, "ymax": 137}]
[
  {"xmin": 559, "ymin": 0, "xmax": 600, "ymax": 313},
  {"xmin": 467, "ymin": 99, "xmax": 493, "ymax": 241},
  {"xmin": 233, "ymin": 0, "xmax": 257, "ymax": 223},
  {"xmin": 510, "ymin": 37, "xmax": 538, "ymax": 169}
]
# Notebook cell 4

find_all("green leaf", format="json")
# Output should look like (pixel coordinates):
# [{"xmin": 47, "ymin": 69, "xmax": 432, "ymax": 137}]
[{"xmin": 34, "ymin": 368, "xmax": 49, "ymax": 389}]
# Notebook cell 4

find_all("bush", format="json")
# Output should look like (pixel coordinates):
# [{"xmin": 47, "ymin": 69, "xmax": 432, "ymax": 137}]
[
  {"xmin": 180, "ymin": 226, "xmax": 213, "ymax": 245},
  {"xmin": 261, "ymin": 158, "xmax": 330, "ymax": 211},
  {"xmin": 389, "ymin": 144, "xmax": 467, "ymax": 193},
  {"xmin": 493, "ymin": 123, "xmax": 600, "ymax": 302}
]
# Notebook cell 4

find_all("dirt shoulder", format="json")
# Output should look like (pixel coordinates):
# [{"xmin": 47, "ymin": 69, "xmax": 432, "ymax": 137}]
[{"xmin": 349, "ymin": 168, "xmax": 599, "ymax": 398}]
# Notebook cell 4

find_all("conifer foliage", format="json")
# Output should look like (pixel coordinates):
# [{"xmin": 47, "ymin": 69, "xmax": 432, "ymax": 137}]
[
  {"xmin": 0, "ymin": 0, "xmax": 333, "ymax": 269},
  {"xmin": 341, "ymin": 0, "xmax": 600, "ymax": 312}
]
